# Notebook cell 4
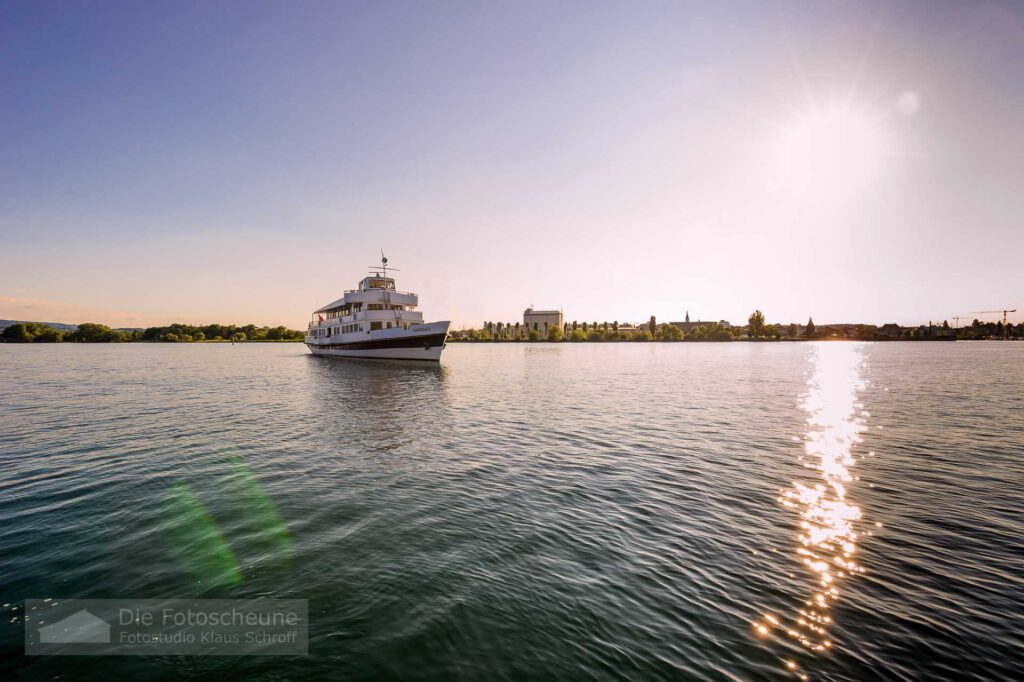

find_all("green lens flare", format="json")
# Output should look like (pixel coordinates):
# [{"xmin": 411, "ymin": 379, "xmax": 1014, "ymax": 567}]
[
  {"xmin": 224, "ymin": 455, "xmax": 294, "ymax": 563},
  {"xmin": 165, "ymin": 482, "xmax": 243, "ymax": 589}
]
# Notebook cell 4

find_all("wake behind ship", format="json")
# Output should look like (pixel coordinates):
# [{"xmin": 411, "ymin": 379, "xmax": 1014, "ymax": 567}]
[{"xmin": 305, "ymin": 256, "xmax": 449, "ymax": 361}]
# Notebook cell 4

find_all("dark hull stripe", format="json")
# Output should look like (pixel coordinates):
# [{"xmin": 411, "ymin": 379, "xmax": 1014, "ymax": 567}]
[
  {"xmin": 306, "ymin": 332, "xmax": 447, "ymax": 352},
  {"xmin": 310, "ymin": 354, "xmax": 439, "ymax": 362}
]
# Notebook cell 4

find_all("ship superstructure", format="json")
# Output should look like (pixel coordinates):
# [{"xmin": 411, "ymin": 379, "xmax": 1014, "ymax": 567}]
[{"xmin": 305, "ymin": 256, "xmax": 449, "ymax": 361}]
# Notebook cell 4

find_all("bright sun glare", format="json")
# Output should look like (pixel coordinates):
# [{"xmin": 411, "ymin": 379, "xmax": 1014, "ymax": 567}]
[{"xmin": 773, "ymin": 104, "xmax": 892, "ymax": 205}]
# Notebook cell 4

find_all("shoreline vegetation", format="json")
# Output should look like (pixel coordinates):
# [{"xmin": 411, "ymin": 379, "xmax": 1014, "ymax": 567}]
[
  {"xmin": 2, "ymin": 314, "xmax": 1020, "ymax": 345},
  {"xmin": 0, "ymin": 322, "xmax": 304, "ymax": 343},
  {"xmin": 449, "ymin": 312, "xmax": 1024, "ymax": 343}
]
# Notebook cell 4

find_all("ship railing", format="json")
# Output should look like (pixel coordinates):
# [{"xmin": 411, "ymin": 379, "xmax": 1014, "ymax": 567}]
[
  {"xmin": 343, "ymin": 288, "xmax": 418, "ymax": 296},
  {"xmin": 310, "ymin": 310, "xmax": 423, "ymax": 326}
]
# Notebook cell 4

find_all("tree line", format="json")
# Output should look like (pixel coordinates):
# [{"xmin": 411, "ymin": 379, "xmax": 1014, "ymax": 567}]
[
  {"xmin": 949, "ymin": 319, "xmax": 1023, "ymax": 340},
  {"xmin": 450, "ymin": 311, "xmax": 1024, "ymax": 343},
  {"xmin": 7, "ymin": 316, "xmax": 1017, "ymax": 345},
  {"xmin": 450, "ymin": 317, "xmax": 735, "ymax": 342},
  {"xmin": 1, "ymin": 322, "xmax": 305, "ymax": 343}
]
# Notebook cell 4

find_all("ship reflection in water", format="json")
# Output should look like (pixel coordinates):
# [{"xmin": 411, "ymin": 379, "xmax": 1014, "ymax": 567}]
[{"xmin": 765, "ymin": 343, "xmax": 869, "ymax": 666}]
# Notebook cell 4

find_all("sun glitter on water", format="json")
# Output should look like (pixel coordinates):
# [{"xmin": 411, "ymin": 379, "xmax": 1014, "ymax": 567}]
[{"xmin": 758, "ymin": 343, "xmax": 869, "ymax": 663}]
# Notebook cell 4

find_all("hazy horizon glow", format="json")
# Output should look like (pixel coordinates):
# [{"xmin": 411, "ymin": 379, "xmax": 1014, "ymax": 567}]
[{"xmin": 2, "ymin": 1, "xmax": 1022, "ymax": 329}]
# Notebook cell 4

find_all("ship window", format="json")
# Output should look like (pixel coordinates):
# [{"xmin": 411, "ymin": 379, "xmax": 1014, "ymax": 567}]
[
  {"xmin": 386, "ymin": 322, "xmax": 392, "ymax": 329},
  {"xmin": 370, "ymin": 322, "xmax": 382, "ymax": 331},
  {"xmin": 368, "ymin": 304, "xmax": 384, "ymax": 310}
]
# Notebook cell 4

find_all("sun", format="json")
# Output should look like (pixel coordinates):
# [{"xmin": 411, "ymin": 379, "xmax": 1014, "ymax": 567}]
[{"xmin": 772, "ymin": 103, "xmax": 893, "ymax": 206}]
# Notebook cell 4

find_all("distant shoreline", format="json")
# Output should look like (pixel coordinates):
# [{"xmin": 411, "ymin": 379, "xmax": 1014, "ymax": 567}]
[
  {"xmin": 451, "ymin": 316, "xmax": 1020, "ymax": 343},
  {"xmin": 2, "ymin": 319, "xmax": 1020, "ymax": 345},
  {"xmin": 0, "ymin": 322, "xmax": 305, "ymax": 344},
  {"xmin": 450, "ymin": 335, "xmax": 974, "ymax": 342}
]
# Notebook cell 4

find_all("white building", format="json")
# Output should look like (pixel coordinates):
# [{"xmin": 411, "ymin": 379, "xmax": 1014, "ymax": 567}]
[{"xmin": 523, "ymin": 307, "xmax": 563, "ymax": 334}]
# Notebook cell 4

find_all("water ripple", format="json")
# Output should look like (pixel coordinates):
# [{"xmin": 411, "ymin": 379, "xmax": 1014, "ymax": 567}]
[{"xmin": 1, "ymin": 342, "xmax": 1022, "ymax": 680}]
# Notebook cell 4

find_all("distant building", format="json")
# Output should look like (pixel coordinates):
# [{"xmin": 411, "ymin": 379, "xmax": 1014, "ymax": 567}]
[
  {"xmin": 668, "ymin": 311, "xmax": 730, "ymax": 333},
  {"xmin": 875, "ymin": 323, "xmax": 903, "ymax": 339},
  {"xmin": 523, "ymin": 307, "xmax": 563, "ymax": 334}
]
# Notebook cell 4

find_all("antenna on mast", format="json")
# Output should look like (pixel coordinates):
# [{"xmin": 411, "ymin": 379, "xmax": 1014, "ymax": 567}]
[
  {"xmin": 367, "ymin": 251, "xmax": 399, "ymax": 277},
  {"xmin": 367, "ymin": 250, "xmax": 403, "ymax": 324}
]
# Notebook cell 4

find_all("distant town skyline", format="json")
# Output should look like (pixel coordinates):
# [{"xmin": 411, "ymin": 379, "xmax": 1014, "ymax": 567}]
[{"xmin": 2, "ymin": 1, "xmax": 1022, "ymax": 329}]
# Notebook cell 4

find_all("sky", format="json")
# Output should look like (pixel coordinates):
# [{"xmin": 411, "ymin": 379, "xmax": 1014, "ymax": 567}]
[{"xmin": 2, "ymin": 0, "xmax": 1022, "ymax": 329}]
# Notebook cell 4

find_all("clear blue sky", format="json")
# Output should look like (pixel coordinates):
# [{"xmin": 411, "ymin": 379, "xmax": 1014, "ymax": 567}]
[{"xmin": 2, "ymin": 1, "xmax": 1022, "ymax": 328}]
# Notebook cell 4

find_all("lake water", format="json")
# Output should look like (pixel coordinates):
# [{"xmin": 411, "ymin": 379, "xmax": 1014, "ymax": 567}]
[{"xmin": 1, "ymin": 342, "xmax": 1021, "ymax": 680}]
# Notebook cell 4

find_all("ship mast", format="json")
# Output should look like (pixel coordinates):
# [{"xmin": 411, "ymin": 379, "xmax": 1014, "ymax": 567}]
[{"xmin": 369, "ymin": 250, "xmax": 402, "ymax": 325}]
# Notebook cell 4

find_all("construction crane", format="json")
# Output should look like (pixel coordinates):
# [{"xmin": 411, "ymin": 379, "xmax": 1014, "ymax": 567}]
[{"xmin": 968, "ymin": 309, "xmax": 1018, "ymax": 339}]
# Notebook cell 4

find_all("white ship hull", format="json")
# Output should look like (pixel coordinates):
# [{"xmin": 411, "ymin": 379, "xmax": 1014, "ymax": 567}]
[{"xmin": 306, "ymin": 321, "xmax": 449, "ymax": 362}]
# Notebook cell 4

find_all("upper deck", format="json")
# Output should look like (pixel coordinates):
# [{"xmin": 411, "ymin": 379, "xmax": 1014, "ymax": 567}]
[
  {"xmin": 360, "ymin": 276, "xmax": 395, "ymax": 292},
  {"xmin": 313, "ymin": 275, "xmax": 419, "ymax": 314}
]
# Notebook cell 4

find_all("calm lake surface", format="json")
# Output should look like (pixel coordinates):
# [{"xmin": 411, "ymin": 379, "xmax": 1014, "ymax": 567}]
[{"xmin": 1, "ymin": 342, "xmax": 1021, "ymax": 680}]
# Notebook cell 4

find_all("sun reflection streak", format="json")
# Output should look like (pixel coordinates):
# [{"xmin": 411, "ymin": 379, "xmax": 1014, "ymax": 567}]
[{"xmin": 770, "ymin": 343, "xmax": 868, "ymax": 656}]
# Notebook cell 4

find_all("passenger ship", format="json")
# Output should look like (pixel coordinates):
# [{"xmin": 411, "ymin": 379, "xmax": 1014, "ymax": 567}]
[{"xmin": 305, "ymin": 256, "xmax": 450, "ymax": 361}]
